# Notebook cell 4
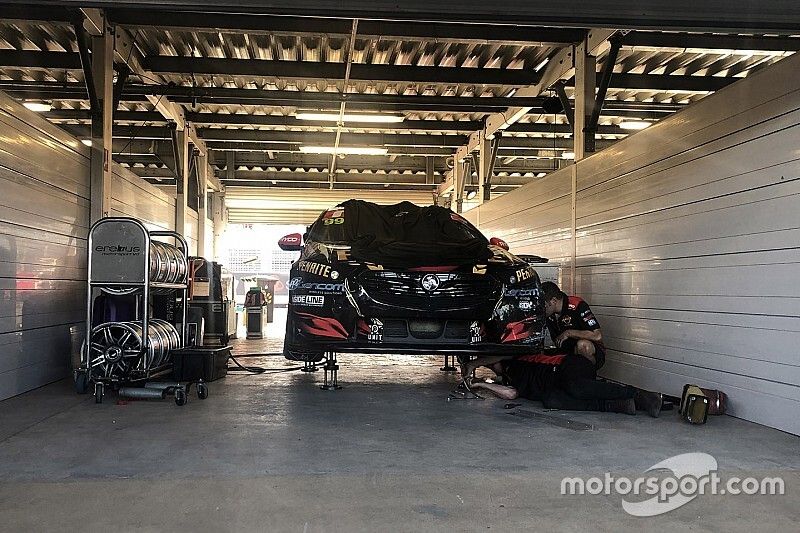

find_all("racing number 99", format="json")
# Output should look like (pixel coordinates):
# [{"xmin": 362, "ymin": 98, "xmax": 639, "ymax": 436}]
[{"xmin": 324, "ymin": 218, "xmax": 345, "ymax": 225}]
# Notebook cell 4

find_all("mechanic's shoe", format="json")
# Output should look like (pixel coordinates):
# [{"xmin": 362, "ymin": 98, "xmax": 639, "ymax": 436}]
[
  {"xmin": 603, "ymin": 398, "xmax": 636, "ymax": 415},
  {"xmin": 634, "ymin": 389, "xmax": 663, "ymax": 418}
]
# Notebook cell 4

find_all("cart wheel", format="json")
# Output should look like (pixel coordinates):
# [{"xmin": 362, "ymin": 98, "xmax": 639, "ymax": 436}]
[
  {"xmin": 197, "ymin": 382, "xmax": 208, "ymax": 400},
  {"xmin": 175, "ymin": 388, "xmax": 188, "ymax": 406},
  {"xmin": 94, "ymin": 383, "xmax": 104, "ymax": 404},
  {"xmin": 74, "ymin": 371, "xmax": 89, "ymax": 394}
]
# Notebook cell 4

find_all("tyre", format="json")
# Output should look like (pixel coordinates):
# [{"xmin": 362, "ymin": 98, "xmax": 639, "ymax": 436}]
[{"xmin": 94, "ymin": 383, "xmax": 104, "ymax": 404}]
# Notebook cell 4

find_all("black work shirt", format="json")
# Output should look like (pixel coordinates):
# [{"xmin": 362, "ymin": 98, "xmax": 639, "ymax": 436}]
[{"xmin": 546, "ymin": 294, "xmax": 604, "ymax": 367}]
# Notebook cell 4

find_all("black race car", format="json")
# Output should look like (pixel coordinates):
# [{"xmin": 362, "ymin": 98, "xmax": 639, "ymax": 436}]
[{"xmin": 278, "ymin": 200, "xmax": 547, "ymax": 362}]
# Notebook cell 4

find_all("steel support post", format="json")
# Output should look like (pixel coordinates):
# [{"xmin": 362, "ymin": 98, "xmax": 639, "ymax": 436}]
[
  {"xmin": 88, "ymin": 21, "xmax": 113, "ymax": 223},
  {"xmin": 196, "ymin": 154, "xmax": 208, "ymax": 257}
]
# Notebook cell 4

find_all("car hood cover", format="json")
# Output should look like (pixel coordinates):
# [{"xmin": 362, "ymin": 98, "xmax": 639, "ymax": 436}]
[{"xmin": 334, "ymin": 200, "xmax": 491, "ymax": 267}]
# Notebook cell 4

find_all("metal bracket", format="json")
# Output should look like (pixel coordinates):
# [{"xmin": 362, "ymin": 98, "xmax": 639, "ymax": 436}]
[
  {"xmin": 586, "ymin": 37, "xmax": 622, "ymax": 153},
  {"xmin": 554, "ymin": 81, "xmax": 574, "ymax": 129},
  {"xmin": 72, "ymin": 18, "xmax": 100, "ymax": 116},
  {"xmin": 112, "ymin": 64, "xmax": 130, "ymax": 119}
]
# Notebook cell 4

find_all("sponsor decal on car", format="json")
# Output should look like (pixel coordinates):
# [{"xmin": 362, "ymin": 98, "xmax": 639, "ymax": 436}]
[
  {"xmin": 367, "ymin": 318, "xmax": 383, "ymax": 342},
  {"xmin": 298, "ymin": 260, "xmax": 333, "ymax": 278},
  {"xmin": 515, "ymin": 265, "xmax": 538, "ymax": 283},
  {"xmin": 469, "ymin": 321, "xmax": 483, "ymax": 343},
  {"xmin": 292, "ymin": 295, "xmax": 325, "ymax": 307},
  {"xmin": 287, "ymin": 276, "xmax": 344, "ymax": 294},
  {"xmin": 519, "ymin": 299, "xmax": 533, "ymax": 311},
  {"xmin": 302, "ymin": 282, "xmax": 345, "ymax": 294},
  {"xmin": 506, "ymin": 288, "xmax": 539, "ymax": 297}
]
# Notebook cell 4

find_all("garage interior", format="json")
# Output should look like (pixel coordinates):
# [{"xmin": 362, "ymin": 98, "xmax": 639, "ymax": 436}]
[{"xmin": 0, "ymin": 1, "xmax": 799, "ymax": 530}]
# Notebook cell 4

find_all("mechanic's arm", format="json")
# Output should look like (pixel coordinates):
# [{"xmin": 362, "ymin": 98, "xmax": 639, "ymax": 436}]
[
  {"xmin": 556, "ymin": 328, "xmax": 603, "ymax": 344},
  {"xmin": 461, "ymin": 355, "xmax": 514, "ymax": 377}
]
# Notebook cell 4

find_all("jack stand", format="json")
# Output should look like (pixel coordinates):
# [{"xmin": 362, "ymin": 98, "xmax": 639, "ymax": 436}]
[
  {"xmin": 320, "ymin": 351, "xmax": 342, "ymax": 390},
  {"xmin": 447, "ymin": 378, "xmax": 484, "ymax": 401},
  {"xmin": 440, "ymin": 354, "xmax": 457, "ymax": 372},
  {"xmin": 301, "ymin": 360, "xmax": 319, "ymax": 372}
]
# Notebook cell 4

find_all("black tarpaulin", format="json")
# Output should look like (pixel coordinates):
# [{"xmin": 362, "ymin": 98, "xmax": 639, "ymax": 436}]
[{"xmin": 320, "ymin": 200, "xmax": 490, "ymax": 267}]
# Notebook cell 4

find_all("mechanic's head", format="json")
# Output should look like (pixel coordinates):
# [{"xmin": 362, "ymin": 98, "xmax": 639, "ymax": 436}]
[{"xmin": 541, "ymin": 281, "xmax": 565, "ymax": 316}]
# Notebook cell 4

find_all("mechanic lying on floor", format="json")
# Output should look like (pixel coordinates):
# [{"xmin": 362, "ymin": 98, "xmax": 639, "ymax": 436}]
[{"xmin": 462, "ymin": 282, "xmax": 662, "ymax": 416}]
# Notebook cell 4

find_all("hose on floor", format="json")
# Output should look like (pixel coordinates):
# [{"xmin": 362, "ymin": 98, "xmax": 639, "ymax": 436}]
[{"xmin": 226, "ymin": 353, "xmax": 326, "ymax": 375}]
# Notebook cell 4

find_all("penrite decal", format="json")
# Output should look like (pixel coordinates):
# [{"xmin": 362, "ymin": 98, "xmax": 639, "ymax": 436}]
[
  {"xmin": 514, "ymin": 266, "xmax": 538, "ymax": 283},
  {"xmin": 298, "ymin": 260, "xmax": 332, "ymax": 278}
]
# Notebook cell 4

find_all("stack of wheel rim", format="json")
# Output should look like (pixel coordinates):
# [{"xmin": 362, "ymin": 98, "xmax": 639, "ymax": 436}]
[
  {"xmin": 102, "ymin": 240, "xmax": 187, "ymax": 295},
  {"xmin": 86, "ymin": 319, "xmax": 181, "ymax": 379}
]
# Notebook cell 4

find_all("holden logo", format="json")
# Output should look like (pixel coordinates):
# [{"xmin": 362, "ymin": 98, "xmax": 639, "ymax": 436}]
[{"xmin": 421, "ymin": 274, "xmax": 440, "ymax": 292}]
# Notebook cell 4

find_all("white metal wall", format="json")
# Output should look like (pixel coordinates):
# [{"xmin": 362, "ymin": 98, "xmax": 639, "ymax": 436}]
[
  {"xmin": 465, "ymin": 52, "xmax": 800, "ymax": 434},
  {"xmin": 0, "ymin": 92, "xmax": 184, "ymax": 400},
  {"xmin": 111, "ymin": 165, "xmax": 176, "ymax": 232},
  {"xmin": 0, "ymin": 93, "xmax": 90, "ymax": 399}
]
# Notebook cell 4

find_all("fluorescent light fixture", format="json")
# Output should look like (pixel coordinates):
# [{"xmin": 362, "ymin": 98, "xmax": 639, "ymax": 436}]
[
  {"xmin": 23, "ymin": 101, "xmax": 51, "ymax": 112},
  {"xmin": 295, "ymin": 112, "xmax": 405, "ymax": 123},
  {"xmin": 300, "ymin": 146, "xmax": 388, "ymax": 156},
  {"xmin": 534, "ymin": 58, "xmax": 550, "ymax": 72},
  {"xmin": 536, "ymin": 172, "xmax": 547, "ymax": 178},
  {"xmin": 561, "ymin": 151, "xmax": 576, "ymax": 160},
  {"xmin": 619, "ymin": 120, "xmax": 652, "ymax": 130},
  {"xmin": 81, "ymin": 139, "xmax": 92, "ymax": 147},
  {"xmin": 466, "ymin": 190, "xmax": 477, "ymax": 200}
]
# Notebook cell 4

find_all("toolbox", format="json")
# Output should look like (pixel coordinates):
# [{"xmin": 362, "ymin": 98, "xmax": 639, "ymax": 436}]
[{"xmin": 172, "ymin": 346, "xmax": 230, "ymax": 382}]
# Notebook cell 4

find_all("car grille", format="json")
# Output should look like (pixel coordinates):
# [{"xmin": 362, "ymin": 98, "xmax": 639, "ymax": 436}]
[
  {"xmin": 358, "ymin": 271, "xmax": 499, "ymax": 311},
  {"xmin": 381, "ymin": 319, "xmax": 470, "ymax": 341}
]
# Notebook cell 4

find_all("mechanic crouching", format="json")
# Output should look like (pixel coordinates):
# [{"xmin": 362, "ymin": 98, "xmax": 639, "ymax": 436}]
[{"xmin": 463, "ymin": 282, "xmax": 663, "ymax": 417}]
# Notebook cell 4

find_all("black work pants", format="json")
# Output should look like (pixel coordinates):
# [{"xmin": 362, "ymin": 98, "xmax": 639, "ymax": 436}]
[{"xmin": 541, "ymin": 355, "xmax": 634, "ymax": 411}]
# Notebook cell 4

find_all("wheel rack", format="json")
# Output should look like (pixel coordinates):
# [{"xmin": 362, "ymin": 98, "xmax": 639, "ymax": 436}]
[{"xmin": 74, "ymin": 217, "xmax": 207, "ymax": 405}]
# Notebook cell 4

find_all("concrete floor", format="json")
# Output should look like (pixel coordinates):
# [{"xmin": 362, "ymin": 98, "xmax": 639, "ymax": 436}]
[{"xmin": 1, "ymin": 310, "xmax": 798, "ymax": 532}]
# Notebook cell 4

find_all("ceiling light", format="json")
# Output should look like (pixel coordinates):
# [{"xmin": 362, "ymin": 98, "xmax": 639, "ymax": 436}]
[
  {"xmin": 23, "ymin": 102, "xmax": 51, "ymax": 112},
  {"xmin": 619, "ymin": 120, "xmax": 652, "ymax": 130},
  {"xmin": 466, "ymin": 190, "xmax": 477, "ymax": 200},
  {"xmin": 295, "ymin": 112, "xmax": 405, "ymax": 123},
  {"xmin": 534, "ymin": 58, "xmax": 550, "ymax": 72},
  {"xmin": 81, "ymin": 139, "xmax": 92, "ymax": 147},
  {"xmin": 536, "ymin": 172, "xmax": 547, "ymax": 178},
  {"xmin": 300, "ymin": 146, "xmax": 388, "ymax": 156},
  {"xmin": 561, "ymin": 151, "xmax": 576, "ymax": 160}
]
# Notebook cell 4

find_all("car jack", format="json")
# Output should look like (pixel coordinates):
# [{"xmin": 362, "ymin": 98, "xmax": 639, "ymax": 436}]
[
  {"xmin": 440, "ymin": 354, "xmax": 458, "ymax": 372},
  {"xmin": 301, "ymin": 360, "xmax": 319, "ymax": 372},
  {"xmin": 447, "ymin": 378, "xmax": 484, "ymax": 401},
  {"xmin": 320, "ymin": 351, "xmax": 342, "ymax": 390}
]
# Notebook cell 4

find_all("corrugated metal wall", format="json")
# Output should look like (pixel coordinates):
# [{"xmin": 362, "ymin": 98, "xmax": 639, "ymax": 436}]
[
  {"xmin": 0, "ymin": 92, "xmax": 184, "ymax": 400},
  {"xmin": 111, "ymin": 165, "xmax": 176, "ymax": 231},
  {"xmin": 0, "ymin": 93, "xmax": 90, "ymax": 399},
  {"xmin": 464, "ymin": 52, "xmax": 800, "ymax": 434}
]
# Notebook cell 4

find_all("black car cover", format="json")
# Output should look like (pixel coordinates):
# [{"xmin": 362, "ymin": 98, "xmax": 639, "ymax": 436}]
[{"xmin": 325, "ymin": 200, "xmax": 491, "ymax": 267}]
